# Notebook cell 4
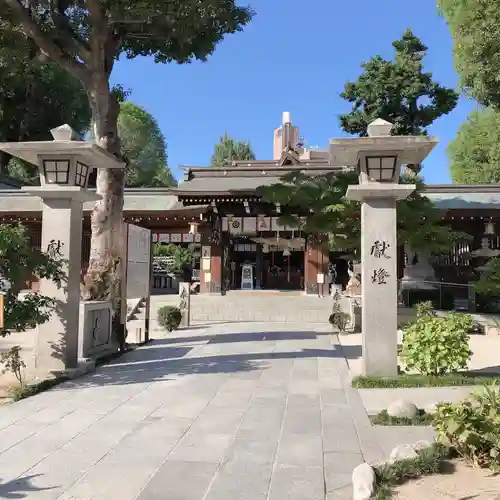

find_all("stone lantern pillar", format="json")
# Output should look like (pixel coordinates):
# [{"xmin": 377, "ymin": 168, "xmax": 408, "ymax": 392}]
[
  {"xmin": 0, "ymin": 125, "xmax": 125, "ymax": 375},
  {"xmin": 329, "ymin": 119, "xmax": 438, "ymax": 376}
]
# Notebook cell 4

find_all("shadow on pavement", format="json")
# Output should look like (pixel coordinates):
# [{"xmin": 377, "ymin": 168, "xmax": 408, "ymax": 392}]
[
  {"xmin": 0, "ymin": 474, "xmax": 56, "ymax": 498},
  {"xmin": 64, "ymin": 327, "xmax": 353, "ymax": 388}
]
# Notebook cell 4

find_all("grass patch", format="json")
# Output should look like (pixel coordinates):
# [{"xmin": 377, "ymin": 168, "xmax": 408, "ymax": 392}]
[
  {"xmin": 9, "ymin": 376, "xmax": 69, "ymax": 402},
  {"xmin": 374, "ymin": 443, "xmax": 453, "ymax": 499},
  {"xmin": 370, "ymin": 409, "xmax": 433, "ymax": 426},
  {"xmin": 352, "ymin": 373, "xmax": 500, "ymax": 389}
]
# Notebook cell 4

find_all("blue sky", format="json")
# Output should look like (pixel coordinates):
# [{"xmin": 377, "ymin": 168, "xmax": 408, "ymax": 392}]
[{"xmin": 110, "ymin": 0, "xmax": 474, "ymax": 185}]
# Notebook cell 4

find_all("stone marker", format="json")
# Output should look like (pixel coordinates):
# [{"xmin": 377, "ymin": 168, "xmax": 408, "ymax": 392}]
[{"xmin": 352, "ymin": 463, "xmax": 375, "ymax": 500}]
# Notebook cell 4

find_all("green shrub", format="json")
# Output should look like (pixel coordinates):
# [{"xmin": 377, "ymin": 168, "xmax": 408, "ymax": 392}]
[
  {"xmin": 374, "ymin": 443, "xmax": 451, "ymax": 499},
  {"xmin": 370, "ymin": 409, "xmax": 432, "ymax": 426},
  {"xmin": 433, "ymin": 383, "xmax": 500, "ymax": 471},
  {"xmin": 157, "ymin": 306, "xmax": 182, "ymax": 332},
  {"xmin": 415, "ymin": 300, "xmax": 436, "ymax": 318},
  {"xmin": 400, "ymin": 312, "xmax": 473, "ymax": 376}
]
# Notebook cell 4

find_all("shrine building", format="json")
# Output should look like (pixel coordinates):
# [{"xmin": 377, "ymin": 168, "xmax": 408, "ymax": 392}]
[{"xmin": 0, "ymin": 112, "xmax": 499, "ymax": 297}]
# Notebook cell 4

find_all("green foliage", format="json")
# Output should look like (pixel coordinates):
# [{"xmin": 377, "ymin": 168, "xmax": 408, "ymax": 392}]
[
  {"xmin": 118, "ymin": 102, "xmax": 176, "ymax": 187},
  {"xmin": 439, "ymin": 0, "xmax": 500, "ymax": 108},
  {"xmin": 258, "ymin": 171, "xmax": 464, "ymax": 256},
  {"xmin": 1, "ymin": 345, "xmax": 25, "ymax": 384},
  {"xmin": 352, "ymin": 373, "xmax": 500, "ymax": 389},
  {"xmin": 401, "ymin": 312, "xmax": 473, "ymax": 376},
  {"xmin": 2, "ymin": 2, "xmax": 254, "ymax": 72},
  {"xmin": 211, "ymin": 132, "xmax": 256, "ymax": 168},
  {"xmin": 339, "ymin": 29, "xmax": 458, "ymax": 137},
  {"xmin": 153, "ymin": 244, "xmax": 194, "ymax": 275},
  {"xmin": 415, "ymin": 300, "xmax": 436, "ymax": 318},
  {"xmin": 157, "ymin": 306, "xmax": 182, "ymax": 332},
  {"xmin": 433, "ymin": 383, "xmax": 500, "ymax": 471},
  {"xmin": 8, "ymin": 376, "xmax": 67, "ymax": 402},
  {"xmin": 153, "ymin": 244, "xmax": 174, "ymax": 258},
  {"xmin": 374, "ymin": 443, "xmax": 451, "ymax": 500},
  {"xmin": 448, "ymin": 108, "xmax": 500, "ymax": 184},
  {"xmin": 474, "ymin": 257, "xmax": 500, "ymax": 297},
  {"xmin": 0, "ymin": 19, "xmax": 90, "ymax": 181},
  {"xmin": 0, "ymin": 224, "xmax": 65, "ymax": 337},
  {"xmin": 370, "ymin": 409, "xmax": 433, "ymax": 426}
]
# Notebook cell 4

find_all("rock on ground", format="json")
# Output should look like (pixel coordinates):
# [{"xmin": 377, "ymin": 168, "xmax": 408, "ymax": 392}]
[
  {"xmin": 390, "ymin": 444, "xmax": 418, "ymax": 462},
  {"xmin": 387, "ymin": 399, "xmax": 418, "ymax": 419}
]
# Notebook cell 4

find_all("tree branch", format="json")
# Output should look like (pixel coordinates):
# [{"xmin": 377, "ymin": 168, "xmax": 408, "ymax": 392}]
[
  {"xmin": 51, "ymin": 9, "xmax": 92, "ymax": 64},
  {"xmin": 1, "ymin": 0, "xmax": 89, "ymax": 84},
  {"xmin": 86, "ymin": 0, "xmax": 109, "ymax": 73}
]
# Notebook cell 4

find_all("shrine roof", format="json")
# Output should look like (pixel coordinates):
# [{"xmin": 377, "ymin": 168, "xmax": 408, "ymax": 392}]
[
  {"xmin": 0, "ymin": 188, "xmax": 208, "ymax": 214},
  {"xmin": 173, "ymin": 163, "xmax": 345, "ymax": 196},
  {"xmin": 425, "ymin": 184, "xmax": 500, "ymax": 210}
]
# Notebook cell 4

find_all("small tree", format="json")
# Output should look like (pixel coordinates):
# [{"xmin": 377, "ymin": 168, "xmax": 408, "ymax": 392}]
[
  {"xmin": 0, "ymin": 224, "xmax": 64, "ymax": 337},
  {"xmin": 258, "ymin": 170, "xmax": 463, "ymax": 258},
  {"xmin": 211, "ymin": 132, "xmax": 256, "ymax": 167},
  {"xmin": 474, "ymin": 258, "xmax": 500, "ymax": 298},
  {"xmin": 0, "ymin": 224, "xmax": 64, "ymax": 385},
  {"xmin": 339, "ymin": 29, "xmax": 458, "ymax": 139}
]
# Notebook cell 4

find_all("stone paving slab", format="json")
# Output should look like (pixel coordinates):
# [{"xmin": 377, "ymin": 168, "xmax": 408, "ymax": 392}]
[{"xmin": 0, "ymin": 322, "xmax": 388, "ymax": 500}]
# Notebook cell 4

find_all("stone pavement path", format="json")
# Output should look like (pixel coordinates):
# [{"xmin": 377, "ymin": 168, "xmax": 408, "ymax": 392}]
[{"xmin": 0, "ymin": 322, "xmax": 385, "ymax": 500}]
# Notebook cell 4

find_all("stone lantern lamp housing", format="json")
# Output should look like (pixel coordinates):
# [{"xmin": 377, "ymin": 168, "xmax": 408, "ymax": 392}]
[{"xmin": 0, "ymin": 124, "xmax": 124, "ymax": 200}]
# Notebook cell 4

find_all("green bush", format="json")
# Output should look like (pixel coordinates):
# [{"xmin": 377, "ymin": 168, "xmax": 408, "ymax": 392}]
[
  {"xmin": 415, "ymin": 300, "xmax": 436, "ymax": 318},
  {"xmin": 157, "ymin": 306, "xmax": 182, "ymax": 332},
  {"xmin": 433, "ymin": 383, "xmax": 500, "ymax": 471},
  {"xmin": 401, "ymin": 311, "xmax": 473, "ymax": 376}
]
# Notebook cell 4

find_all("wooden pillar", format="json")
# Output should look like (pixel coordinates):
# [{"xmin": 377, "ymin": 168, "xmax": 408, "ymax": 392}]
[
  {"xmin": 304, "ymin": 234, "xmax": 329, "ymax": 296},
  {"xmin": 255, "ymin": 243, "xmax": 263, "ymax": 289},
  {"xmin": 199, "ymin": 219, "xmax": 223, "ymax": 294}
]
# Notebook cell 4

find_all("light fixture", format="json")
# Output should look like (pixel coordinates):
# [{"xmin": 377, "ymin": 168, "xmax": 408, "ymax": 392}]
[
  {"xmin": 262, "ymin": 244, "xmax": 269, "ymax": 253},
  {"xmin": 362, "ymin": 155, "xmax": 398, "ymax": 183},
  {"xmin": 485, "ymin": 221, "xmax": 495, "ymax": 235},
  {"xmin": 75, "ymin": 162, "xmax": 90, "ymax": 187},
  {"xmin": 243, "ymin": 201, "xmax": 250, "ymax": 214},
  {"xmin": 42, "ymin": 159, "xmax": 70, "ymax": 184},
  {"xmin": 276, "ymin": 203, "xmax": 281, "ymax": 214},
  {"xmin": 189, "ymin": 222, "xmax": 199, "ymax": 234},
  {"xmin": 283, "ymin": 248, "xmax": 291, "ymax": 257}
]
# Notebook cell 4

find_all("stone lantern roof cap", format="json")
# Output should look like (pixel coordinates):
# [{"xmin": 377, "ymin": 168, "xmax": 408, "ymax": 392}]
[
  {"xmin": 328, "ymin": 119, "xmax": 438, "ymax": 167},
  {"xmin": 0, "ymin": 124, "xmax": 125, "ymax": 170}
]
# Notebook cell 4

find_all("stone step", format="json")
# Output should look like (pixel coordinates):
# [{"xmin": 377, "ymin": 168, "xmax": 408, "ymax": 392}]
[{"xmin": 151, "ymin": 293, "xmax": 334, "ymax": 324}]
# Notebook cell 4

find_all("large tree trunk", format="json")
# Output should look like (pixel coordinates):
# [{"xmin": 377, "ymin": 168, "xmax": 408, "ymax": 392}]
[{"xmin": 83, "ymin": 74, "xmax": 127, "ymax": 349}]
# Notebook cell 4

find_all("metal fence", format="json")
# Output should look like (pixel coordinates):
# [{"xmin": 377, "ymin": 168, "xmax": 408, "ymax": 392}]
[{"xmin": 399, "ymin": 280, "xmax": 478, "ymax": 312}]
